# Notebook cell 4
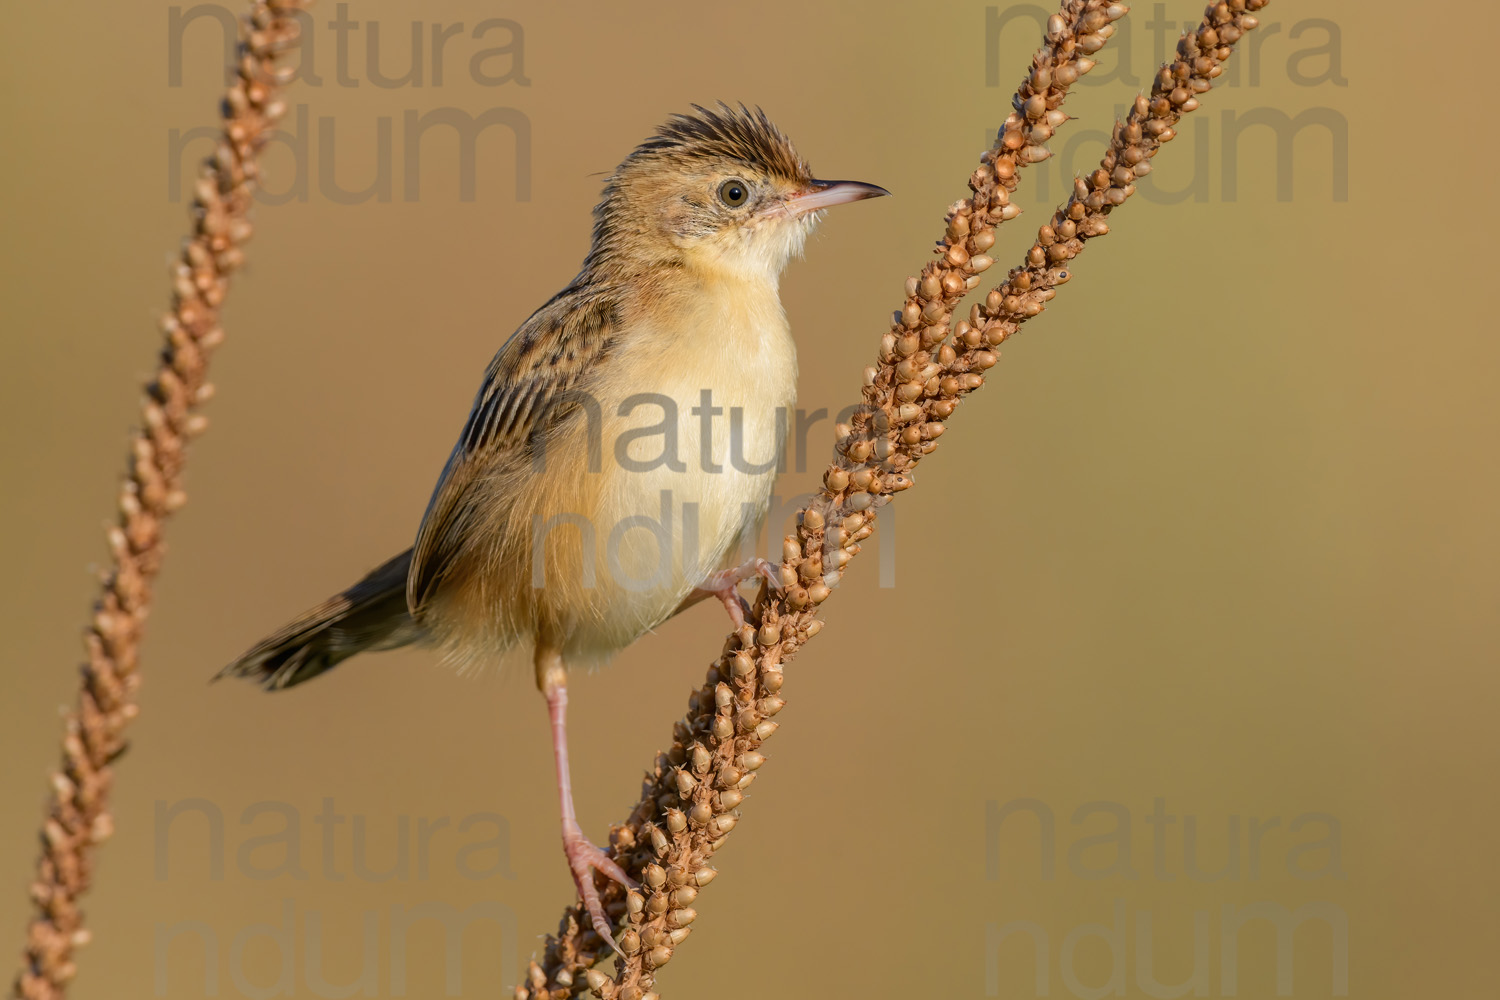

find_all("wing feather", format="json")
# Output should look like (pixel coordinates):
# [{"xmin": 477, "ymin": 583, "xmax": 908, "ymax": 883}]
[{"xmin": 408, "ymin": 284, "xmax": 618, "ymax": 616}]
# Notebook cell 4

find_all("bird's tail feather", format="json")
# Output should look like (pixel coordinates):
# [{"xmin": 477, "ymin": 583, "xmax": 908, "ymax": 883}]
[{"xmin": 217, "ymin": 548, "xmax": 422, "ymax": 690}]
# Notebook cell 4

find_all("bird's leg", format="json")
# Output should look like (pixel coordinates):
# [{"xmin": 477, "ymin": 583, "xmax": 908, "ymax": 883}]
[
  {"xmin": 536, "ymin": 646, "xmax": 637, "ymax": 955},
  {"xmin": 677, "ymin": 557, "xmax": 782, "ymax": 628}
]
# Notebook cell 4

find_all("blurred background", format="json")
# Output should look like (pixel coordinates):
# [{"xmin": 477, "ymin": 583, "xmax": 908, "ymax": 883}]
[{"xmin": 2, "ymin": 1, "xmax": 1494, "ymax": 997}]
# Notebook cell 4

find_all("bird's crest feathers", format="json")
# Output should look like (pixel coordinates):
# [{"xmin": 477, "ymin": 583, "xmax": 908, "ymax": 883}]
[{"xmin": 632, "ymin": 103, "xmax": 810, "ymax": 185}]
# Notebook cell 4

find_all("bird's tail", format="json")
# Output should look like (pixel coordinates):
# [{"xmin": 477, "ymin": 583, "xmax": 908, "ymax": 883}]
[{"xmin": 217, "ymin": 549, "xmax": 423, "ymax": 690}]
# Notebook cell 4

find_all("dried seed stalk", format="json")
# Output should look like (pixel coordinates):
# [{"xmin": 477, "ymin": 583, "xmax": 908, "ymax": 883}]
[
  {"xmin": 11, "ymin": 3, "xmax": 308, "ymax": 997},
  {"xmin": 508, "ymin": 0, "xmax": 1270, "ymax": 996}
]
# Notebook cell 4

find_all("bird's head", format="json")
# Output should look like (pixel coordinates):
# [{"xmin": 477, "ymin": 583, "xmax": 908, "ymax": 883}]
[{"xmin": 588, "ymin": 104, "xmax": 888, "ymax": 283}]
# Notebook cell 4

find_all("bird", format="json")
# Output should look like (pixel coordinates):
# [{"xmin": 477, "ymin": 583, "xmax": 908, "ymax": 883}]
[{"xmin": 217, "ymin": 103, "xmax": 887, "ymax": 950}]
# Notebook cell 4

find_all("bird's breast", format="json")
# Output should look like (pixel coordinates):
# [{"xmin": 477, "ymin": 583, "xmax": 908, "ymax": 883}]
[
  {"xmin": 549, "ymin": 278, "xmax": 796, "ymax": 633},
  {"xmin": 600, "ymin": 279, "xmax": 796, "ymax": 544}
]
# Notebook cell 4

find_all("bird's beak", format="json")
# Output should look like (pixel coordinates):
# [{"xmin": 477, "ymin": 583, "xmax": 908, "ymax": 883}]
[{"xmin": 783, "ymin": 179, "xmax": 890, "ymax": 216}]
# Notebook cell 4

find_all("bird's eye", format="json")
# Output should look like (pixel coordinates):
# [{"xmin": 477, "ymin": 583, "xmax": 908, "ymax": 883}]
[{"xmin": 718, "ymin": 179, "xmax": 750, "ymax": 208}]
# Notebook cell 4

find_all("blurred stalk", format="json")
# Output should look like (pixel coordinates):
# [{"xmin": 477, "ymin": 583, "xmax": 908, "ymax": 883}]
[{"xmin": 12, "ymin": 3, "xmax": 309, "ymax": 996}]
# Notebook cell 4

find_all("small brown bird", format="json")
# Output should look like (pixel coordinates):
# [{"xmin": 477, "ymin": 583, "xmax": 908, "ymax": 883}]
[{"xmin": 219, "ymin": 104, "xmax": 886, "ymax": 948}]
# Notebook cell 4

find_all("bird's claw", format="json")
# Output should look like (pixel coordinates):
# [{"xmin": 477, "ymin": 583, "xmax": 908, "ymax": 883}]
[
  {"xmin": 563, "ymin": 826, "xmax": 636, "ymax": 956},
  {"xmin": 701, "ymin": 558, "xmax": 782, "ymax": 628}
]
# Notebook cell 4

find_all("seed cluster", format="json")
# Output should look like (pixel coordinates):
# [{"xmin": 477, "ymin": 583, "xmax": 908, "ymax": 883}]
[
  {"xmin": 12, "ymin": 4, "xmax": 307, "ymax": 998},
  {"xmin": 975, "ymin": 0, "xmax": 1267, "ymax": 349},
  {"xmin": 523, "ymin": 0, "xmax": 1269, "ymax": 995},
  {"xmin": 510, "ymin": 1, "xmax": 1262, "ymax": 997}
]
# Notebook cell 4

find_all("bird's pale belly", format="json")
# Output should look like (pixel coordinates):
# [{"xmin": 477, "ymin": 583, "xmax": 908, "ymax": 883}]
[{"xmin": 559, "ymin": 364, "xmax": 787, "ymax": 654}]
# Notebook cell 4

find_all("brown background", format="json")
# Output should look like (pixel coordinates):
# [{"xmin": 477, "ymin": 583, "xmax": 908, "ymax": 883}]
[{"xmin": 2, "ymin": 1, "xmax": 1493, "ymax": 997}]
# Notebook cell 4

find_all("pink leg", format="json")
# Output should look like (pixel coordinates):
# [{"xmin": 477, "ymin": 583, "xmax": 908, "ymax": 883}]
[
  {"xmin": 679, "ymin": 557, "xmax": 782, "ymax": 628},
  {"xmin": 538, "ymin": 651, "xmax": 636, "ymax": 955}
]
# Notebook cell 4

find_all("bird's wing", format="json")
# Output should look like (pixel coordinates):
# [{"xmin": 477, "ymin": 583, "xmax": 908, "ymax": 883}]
[{"xmin": 407, "ymin": 283, "xmax": 619, "ymax": 616}]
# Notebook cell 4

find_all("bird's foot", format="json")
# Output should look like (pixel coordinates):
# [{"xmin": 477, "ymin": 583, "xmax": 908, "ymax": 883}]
[
  {"xmin": 697, "ymin": 558, "xmax": 782, "ymax": 628},
  {"xmin": 563, "ymin": 824, "xmax": 637, "ymax": 956}
]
